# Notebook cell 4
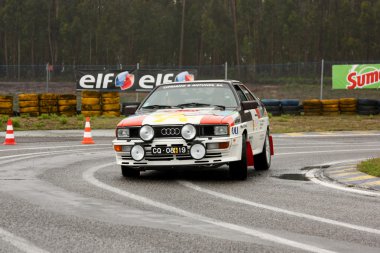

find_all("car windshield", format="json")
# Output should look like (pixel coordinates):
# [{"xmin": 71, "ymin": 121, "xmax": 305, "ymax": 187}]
[{"xmin": 141, "ymin": 83, "xmax": 238, "ymax": 109}]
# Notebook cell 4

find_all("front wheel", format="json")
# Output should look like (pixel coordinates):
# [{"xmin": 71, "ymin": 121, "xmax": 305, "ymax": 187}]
[
  {"xmin": 229, "ymin": 135, "xmax": 248, "ymax": 180},
  {"xmin": 254, "ymin": 132, "xmax": 271, "ymax": 170},
  {"xmin": 121, "ymin": 166, "xmax": 140, "ymax": 178}
]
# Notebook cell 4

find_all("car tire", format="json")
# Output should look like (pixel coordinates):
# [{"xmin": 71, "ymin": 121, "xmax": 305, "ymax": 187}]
[
  {"xmin": 121, "ymin": 166, "xmax": 140, "ymax": 178},
  {"xmin": 229, "ymin": 135, "xmax": 248, "ymax": 180},
  {"xmin": 254, "ymin": 132, "xmax": 271, "ymax": 171}
]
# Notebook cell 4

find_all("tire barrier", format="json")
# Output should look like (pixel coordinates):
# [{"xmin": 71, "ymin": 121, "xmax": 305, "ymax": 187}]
[
  {"xmin": 5, "ymin": 92, "xmax": 380, "ymax": 118},
  {"xmin": 280, "ymin": 99, "xmax": 300, "ymax": 115},
  {"xmin": 58, "ymin": 94, "xmax": 77, "ymax": 116},
  {"xmin": 321, "ymin": 99, "xmax": 340, "ymax": 116},
  {"xmin": 81, "ymin": 91, "xmax": 101, "ymax": 117},
  {"xmin": 262, "ymin": 99, "xmax": 281, "ymax": 116},
  {"xmin": 0, "ymin": 95, "xmax": 13, "ymax": 116},
  {"xmin": 81, "ymin": 110, "xmax": 102, "ymax": 117},
  {"xmin": 18, "ymin": 93, "xmax": 39, "ymax": 117},
  {"xmin": 81, "ymin": 91, "xmax": 101, "ymax": 98},
  {"xmin": 101, "ymin": 92, "xmax": 120, "ymax": 117},
  {"xmin": 39, "ymin": 93, "xmax": 58, "ymax": 115},
  {"xmin": 302, "ymin": 99, "xmax": 321, "ymax": 116},
  {"xmin": 357, "ymin": 99, "xmax": 379, "ymax": 115},
  {"xmin": 339, "ymin": 98, "xmax": 357, "ymax": 115}
]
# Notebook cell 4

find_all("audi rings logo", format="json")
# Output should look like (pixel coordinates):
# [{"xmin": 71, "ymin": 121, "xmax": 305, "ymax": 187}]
[{"xmin": 161, "ymin": 128, "xmax": 180, "ymax": 136}]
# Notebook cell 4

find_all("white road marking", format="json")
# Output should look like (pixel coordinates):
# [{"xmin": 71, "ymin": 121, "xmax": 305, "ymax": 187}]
[
  {"xmin": 0, "ymin": 144, "xmax": 110, "ymax": 152},
  {"xmin": 305, "ymin": 169, "xmax": 380, "ymax": 198},
  {"xmin": 178, "ymin": 181, "xmax": 380, "ymax": 235},
  {"xmin": 83, "ymin": 163, "xmax": 336, "ymax": 253},
  {"xmin": 276, "ymin": 148, "xmax": 380, "ymax": 156},
  {"xmin": 0, "ymin": 148, "xmax": 109, "ymax": 160},
  {"xmin": 0, "ymin": 227, "xmax": 49, "ymax": 253}
]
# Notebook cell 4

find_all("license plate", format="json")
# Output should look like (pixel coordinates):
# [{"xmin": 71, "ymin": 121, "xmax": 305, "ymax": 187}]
[{"xmin": 151, "ymin": 146, "xmax": 188, "ymax": 155}]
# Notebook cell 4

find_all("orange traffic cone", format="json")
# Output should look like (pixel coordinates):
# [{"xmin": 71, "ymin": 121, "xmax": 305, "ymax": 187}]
[
  {"xmin": 3, "ymin": 118, "xmax": 16, "ymax": 145},
  {"xmin": 82, "ymin": 117, "xmax": 95, "ymax": 144}
]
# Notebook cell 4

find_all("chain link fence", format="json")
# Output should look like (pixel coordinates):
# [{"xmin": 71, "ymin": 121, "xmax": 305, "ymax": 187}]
[{"xmin": 0, "ymin": 62, "xmax": 379, "ymax": 100}]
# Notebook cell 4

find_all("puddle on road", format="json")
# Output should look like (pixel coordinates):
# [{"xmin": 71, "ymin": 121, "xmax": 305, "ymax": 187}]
[{"xmin": 273, "ymin": 173, "xmax": 309, "ymax": 181}]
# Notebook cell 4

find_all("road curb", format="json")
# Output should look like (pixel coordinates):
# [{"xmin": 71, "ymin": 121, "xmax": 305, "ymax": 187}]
[{"xmin": 323, "ymin": 162, "xmax": 380, "ymax": 191}]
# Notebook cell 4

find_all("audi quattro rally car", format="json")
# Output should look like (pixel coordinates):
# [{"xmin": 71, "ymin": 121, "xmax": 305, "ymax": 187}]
[{"xmin": 113, "ymin": 80, "xmax": 274, "ymax": 180}]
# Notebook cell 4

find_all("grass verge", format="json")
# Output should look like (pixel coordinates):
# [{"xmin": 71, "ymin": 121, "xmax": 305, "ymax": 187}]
[{"xmin": 358, "ymin": 158, "xmax": 380, "ymax": 177}]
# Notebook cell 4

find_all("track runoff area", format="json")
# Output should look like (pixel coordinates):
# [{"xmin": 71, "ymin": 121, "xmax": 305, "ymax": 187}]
[{"xmin": 1, "ymin": 123, "xmax": 380, "ymax": 253}]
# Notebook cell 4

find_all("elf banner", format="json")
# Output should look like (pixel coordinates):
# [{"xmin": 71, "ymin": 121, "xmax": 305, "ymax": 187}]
[
  {"xmin": 76, "ymin": 69, "xmax": 196, "ymax": 91},
  {"xmin": 332, "ymin": 64, "xmax": 380, "ymax": 89}
]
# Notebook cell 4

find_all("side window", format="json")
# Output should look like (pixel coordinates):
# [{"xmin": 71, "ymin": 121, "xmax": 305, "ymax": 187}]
[
  {"xmin": 239, "ymin": 85, "xmax": 255, "ymax": 101},
  {"xmin": 233, "ymin": 85, "xmax": 248, "ymax": 102}
]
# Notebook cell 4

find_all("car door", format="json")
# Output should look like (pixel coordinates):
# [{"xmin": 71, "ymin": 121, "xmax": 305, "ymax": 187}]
[
  {"xmin": 233, "ymin": 84, "xmax": 260, "ymax": 153},
  {"xmin": 239, "ymin": 84, "xmax": 267, "ymax": 152}
]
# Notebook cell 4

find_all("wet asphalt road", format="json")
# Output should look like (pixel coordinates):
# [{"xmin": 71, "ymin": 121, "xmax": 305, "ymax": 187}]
[{"xmin": 0, "ymin": 132, "xmax": 380, "ymax": 253}]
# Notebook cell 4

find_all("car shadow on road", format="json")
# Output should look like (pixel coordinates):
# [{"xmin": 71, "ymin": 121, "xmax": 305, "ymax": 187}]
[{"xmin": 126, "ymin": 167, "xmax": 270, "ymax": 182}]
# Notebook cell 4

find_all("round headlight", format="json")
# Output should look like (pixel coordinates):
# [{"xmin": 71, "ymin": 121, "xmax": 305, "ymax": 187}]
[
  {"xmin": 131, "ymin": 145, "xmax": 145, "ymax": 161},
  {"xmin": 181, "ymin": 124, "xmax": 196, "ymax": 140},
  {"xmin": 190, "ymin": 143, "xmax": 206, "ymax": 160},
  {"xmin": 139, "ymin": 125, "xmax": 154, "ymax": 141}
]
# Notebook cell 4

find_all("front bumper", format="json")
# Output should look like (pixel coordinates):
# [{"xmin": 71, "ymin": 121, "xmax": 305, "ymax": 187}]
[{"xmin": 112, "ymin": 136, "xmax": 242, "ymax": 168}]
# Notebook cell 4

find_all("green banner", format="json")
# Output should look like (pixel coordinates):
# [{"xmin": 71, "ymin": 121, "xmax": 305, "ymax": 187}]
[{"xmin": 332, "ymin": 64, "xmax": 380, "ymax": 89}]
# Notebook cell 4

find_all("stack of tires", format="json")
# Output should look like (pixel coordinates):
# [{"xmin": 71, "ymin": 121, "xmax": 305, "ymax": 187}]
[
  {"xmin": 39, "ymin": 93, "xmax": 58, "ymax": 115},
  {"xmin": 339, "ymin": 98, "xmax": 357, "ymax": 115},
  {"xmin": 81, "ymin": 91, "xmax": 101, "ymax": 117},
  {"xmin": 357, "ymin": 99, "xmax": 379, "ymax": 115},
  {"xmin": 101, "ymin": 92, "xmax": 121, "ymax": 117},
  {"xmin": 0, "ymin": 95, "xmax": 13, "ymax": 116},
  {"xmin": 18, "ymin": 94, "xmax": 39, "ymax": 117},
  {"xmin": 280, "ymin": 99, "xmax": 300, "ymax": 115},
  {"xmin": 261, "ymin": 99, "xmax": 281, "ymax": 116},
  {"xmin": 321, "ymin": 99, "xmax": 340, "ymax": 116},
  {"xmin": 302, "ymin": 99, "xmax": 321, "ymax": 116},
  {"xmin": 58, "ymin": 94, "xmax": 77, "ymax": 116}
]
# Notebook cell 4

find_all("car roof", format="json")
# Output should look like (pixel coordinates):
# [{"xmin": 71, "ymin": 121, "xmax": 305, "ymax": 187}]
[{"xmin": 159, "ymin": 79, "xmax": 241, "ymax": 86}]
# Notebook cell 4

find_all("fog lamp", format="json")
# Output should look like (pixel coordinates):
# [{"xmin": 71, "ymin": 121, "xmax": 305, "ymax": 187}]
[
  {"xmin": 190, "ymin": 143, "xmax": 206, "ymax": 160},
  {"xmin": 131, "ymin": 145, "xmax": 145, "ymax": 161}
]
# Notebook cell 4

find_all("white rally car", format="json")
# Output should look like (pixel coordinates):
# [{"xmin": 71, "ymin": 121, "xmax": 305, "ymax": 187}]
[{"xmin": 113, "ymin": 80, "xmax": 273, "ymax": 180}]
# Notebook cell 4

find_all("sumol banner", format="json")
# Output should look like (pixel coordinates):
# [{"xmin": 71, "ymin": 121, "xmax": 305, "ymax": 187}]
[
  {"xmin": 75, "ymin": 69, "xmax": 196, "ymax": 92},
  {"xmin": 332, "ymin": 64, "xmax": 380, "ymax": 89}
]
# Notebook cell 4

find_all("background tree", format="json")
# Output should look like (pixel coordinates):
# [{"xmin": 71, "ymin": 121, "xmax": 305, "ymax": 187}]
[{"xmin": 1, "ymin": 0, "xmax": 380, "ymax": 67}]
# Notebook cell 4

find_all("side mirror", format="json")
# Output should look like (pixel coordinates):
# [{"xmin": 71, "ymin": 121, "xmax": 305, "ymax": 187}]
[
  {"xmin": 122, "ymin": 103, "xmax": 140, "ymax": 116},
  {"xmin": 241, "ymin": 101, "xmax": 258, "ymax": 110}
]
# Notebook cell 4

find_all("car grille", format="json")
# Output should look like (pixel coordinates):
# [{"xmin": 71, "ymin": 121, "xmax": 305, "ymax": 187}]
[
  {"xmin": 127, "ymin": 125, "xmax": 226, "ymax": 139},
  {"xmin": 154, "ymin": 126, "xmax": 182, "ymax": 138}
]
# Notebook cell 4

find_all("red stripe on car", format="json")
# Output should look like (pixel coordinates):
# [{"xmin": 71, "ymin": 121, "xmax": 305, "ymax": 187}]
[
  {"xmin": 255, "ymin": 109, "xmax": 261, "ymax": 119},
  {"xmin": 117, "ymin": 115, "xmax": 146, "ymax": 127},
  {"xmin": 200, "ymin": 115, "xmax": 235, "ymax": 126}
]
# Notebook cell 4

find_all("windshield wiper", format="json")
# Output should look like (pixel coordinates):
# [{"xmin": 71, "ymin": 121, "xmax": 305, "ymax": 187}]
[
  {"xmin": 176, "ymin": 103, "xmax": 225, "ymax": 110},
  {"xmin": 177, "ymin": 102, "xmax": 212, "ymax": 108},
  {"xmin": 141, "ymin": 105, "xmax": 176, "ymax": 109},
  {"xmin": 212, "ymin": 104, "xmax": 226, "ymax": 110}
]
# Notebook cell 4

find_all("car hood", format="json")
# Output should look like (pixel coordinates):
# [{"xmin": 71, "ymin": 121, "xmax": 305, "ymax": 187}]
[{"xmin": 117, "ymin": 108, "xmax": 239, "ymax": 127}]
